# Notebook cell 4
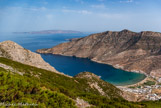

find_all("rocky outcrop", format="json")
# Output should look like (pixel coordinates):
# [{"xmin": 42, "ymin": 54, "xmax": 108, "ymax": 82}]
[
  {"xmin": 75, "ymin": 72, "xmax": 123, "ymax": 99},
  {"xmin": 75, "ymin": 98, "xmax": 91, "ymax": 108},
  {"xmin": 74, "ymin": 72, "xmax": 138, "ymax": 101},
  {"xmin": 75, "ymin": 72, "xmax": 106, "ymax": 96},
  {"xmin": 37, "ymin": 29, "xmax": 161, "ymax": 79},
  {"xmin": 0, "ymin": 63, "xmax": 16, "ymax": 72},
  {"xmin": 0, "ymin": 41, "xmax": 58, "ymax": 73}
]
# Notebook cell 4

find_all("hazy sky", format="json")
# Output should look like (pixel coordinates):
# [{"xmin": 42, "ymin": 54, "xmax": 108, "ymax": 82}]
[{"xmin": 0, "ymin": 0, "xmax": 161, "ymax": 32}]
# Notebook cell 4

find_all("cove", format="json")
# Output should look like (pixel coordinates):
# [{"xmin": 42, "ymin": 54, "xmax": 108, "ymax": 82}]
[
  {"xmin": 0, "ymin": 33, "xmax": 146, "ymax": 86},
  {"xmin": 41, "ymin": 54, "xmax": 146, "ymax": 86}
]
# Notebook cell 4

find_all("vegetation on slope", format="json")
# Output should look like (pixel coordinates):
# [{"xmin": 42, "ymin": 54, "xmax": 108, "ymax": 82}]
[
  {"xmin": 0, "ymin": 57, "xmax": 121, "ymax": 99},
  {"xmin": 0, "ymin": 69, "xmax": 76, "ymax": 108},
  {"xmin": 0, "ymin": 57, "xmax": 161, "ymax": 108}
]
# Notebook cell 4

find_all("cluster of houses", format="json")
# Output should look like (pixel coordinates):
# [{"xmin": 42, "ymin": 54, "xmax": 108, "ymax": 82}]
[{"xmin": 120, "ymin": 84, "xmax": 161, "ymax": 101}]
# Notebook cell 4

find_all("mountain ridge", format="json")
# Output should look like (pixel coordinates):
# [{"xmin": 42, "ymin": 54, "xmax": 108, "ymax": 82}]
[{"xmin": 37, "ymin": 29, "xmax": 161, "ymax": 80}]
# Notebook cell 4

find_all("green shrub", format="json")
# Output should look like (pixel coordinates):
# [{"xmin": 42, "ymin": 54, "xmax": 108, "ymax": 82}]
[
  {"xmin": 0, "ymin": 71, "xmax": 76, "ymax": 108},
  {"xmin": 144, "ymin": 81, "xmax": 156, "ymax": 86}
]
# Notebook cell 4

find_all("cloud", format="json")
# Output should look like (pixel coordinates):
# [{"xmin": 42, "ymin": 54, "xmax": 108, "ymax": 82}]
[
  {"xmin": 74, "ymin": 0, "xmax": 84, "ymax": 4},
  {"xmin": 29, "ymin": 7, "xmax": 47, "ymax": 11},
  {"xmin": 46, "ymin": 14, "xmax": 54, "ymax": 19},
  {"xmin": 62, "ymin": 9, "xmax": 92, "ymax": 14},
  {"xmin": 97, "ymin": 13, "xmax": 124, "ymax": 19},
  {"xmin": 41, "ymin": 1, "xmax": 48, "ymax": 5},
  {"xmin": 120, "ymin": 0, "xmax": 134, "ymax": 3},
  {"xmin": 4, "ymin": 6, "xmax": 47, "ymax": 12},
  {"xmin": 91, "ymin": 4, "xmax": 106, "ymax": 9},
  {"xmin": 98, "ymin": 0, "xmax": 105, "ymax": 2}
]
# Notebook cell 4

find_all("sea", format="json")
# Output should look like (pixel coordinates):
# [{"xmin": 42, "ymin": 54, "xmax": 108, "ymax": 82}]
[{"xmin": 0, "ymin": 33, "xmax": 146, "ymax": 86}]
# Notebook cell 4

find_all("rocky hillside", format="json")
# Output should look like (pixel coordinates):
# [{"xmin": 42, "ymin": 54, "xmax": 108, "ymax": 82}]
[
  {"xmin": 37, "ymin": 30, "xmax": 161, "ymax": 79},
  {"xmin": 74, "ymin": 72, "xmax": 122, "ymax": 98},
  {"xmin": 0, "ymin": 41, "xmax": 161, "ymax": 107},
  {"xmin": 1, "ymin": 57, "xmax": 160, "ymax": 108},
  {"xmin": 0, "ymin": 57, "xmax": 139, "ymax": 108},
  {"xmin": 0, "ymin": 41, "xmax": 58, "ymax": 73}
]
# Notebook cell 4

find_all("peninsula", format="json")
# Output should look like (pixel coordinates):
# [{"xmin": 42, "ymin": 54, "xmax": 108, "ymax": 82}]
[
  {"xmin": 37, "ymin": 29, "xmax": 161, "ymax": 80},
  {"xmin": 13, "ymin": 30, "xmax": 82, "ymax": 34}
]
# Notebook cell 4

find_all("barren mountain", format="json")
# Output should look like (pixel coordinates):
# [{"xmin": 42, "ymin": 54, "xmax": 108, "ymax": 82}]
[{"xmin": 37, "ymin": 29, "xmax": 161, "ymax": 79}]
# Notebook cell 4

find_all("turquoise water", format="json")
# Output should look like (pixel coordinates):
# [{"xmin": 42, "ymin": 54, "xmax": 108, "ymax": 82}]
[{"xmin": 0, "ymin": 33, "xmax": 146, "ymax": 86}]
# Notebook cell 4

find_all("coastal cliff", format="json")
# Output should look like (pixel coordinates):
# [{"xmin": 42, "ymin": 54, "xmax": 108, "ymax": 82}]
[{"xmin": 37, "ymin": 29, "xmax": 161, "ymax": 79}]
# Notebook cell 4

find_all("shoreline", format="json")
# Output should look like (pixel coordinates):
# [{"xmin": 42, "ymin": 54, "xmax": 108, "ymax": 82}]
[
  {"xmin": 39, "ymin": 53, "xmax": 148, "ymax": 86},
  {"xmin": 39, "ymin": 53, "xmax": 161, "ymax": 101},
  {"xmin": 116, "ymin": 76, "xmax": 149, "ymax": 88},
  {"xmin": 91, "ymin": 59, "xmax": 147, "ymax": 76},
  {"xmin": 90, "ymin": 59, "xmax": 149, "ymax": 86}
]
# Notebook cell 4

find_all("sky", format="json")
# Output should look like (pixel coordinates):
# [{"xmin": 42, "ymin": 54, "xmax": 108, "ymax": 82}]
[{"xmin": 0, "ymin": 0, "xmax": 161, "ymax": 32}]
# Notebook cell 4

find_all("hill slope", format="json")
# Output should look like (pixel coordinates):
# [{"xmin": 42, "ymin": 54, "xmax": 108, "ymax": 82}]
[
  {"xmin": 37, "ymin": 30, "xmax": 161, "ymax": 79},
  {"xmin": 1, "ymin": 57, "xmax": 161, "ymax": 108},
  {"xmin": 0, "ymin": 57, "xmax": 139, "ymax": 108},
  {"xmin": 0, "ymin": 41, "xmax": 58, "ymax": 73},
  {"xmin": 0, "ymin": 41, "xmax": 161, "ymax": 107}
]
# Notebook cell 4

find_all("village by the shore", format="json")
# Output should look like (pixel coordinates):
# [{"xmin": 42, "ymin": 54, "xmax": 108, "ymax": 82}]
[{"xmin": 118, "ymin": 77, "xmax": 161, "ymax": 101}]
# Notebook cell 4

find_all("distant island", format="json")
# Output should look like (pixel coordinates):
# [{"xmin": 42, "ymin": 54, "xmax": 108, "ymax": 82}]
[{"xmin": 13, "ymin": 30, "xmax": 83, "ymax": 34}]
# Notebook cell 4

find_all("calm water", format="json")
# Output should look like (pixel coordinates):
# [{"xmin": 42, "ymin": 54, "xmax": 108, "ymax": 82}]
[{"xmin": 0, "ymin": 33, "xmax": 146, "ymax": 86}]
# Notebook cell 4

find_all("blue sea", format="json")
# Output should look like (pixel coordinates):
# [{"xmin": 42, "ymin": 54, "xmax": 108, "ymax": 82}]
[{"xmin": 0, "ymin": 33, "xmax": 146, "ymax": 86}]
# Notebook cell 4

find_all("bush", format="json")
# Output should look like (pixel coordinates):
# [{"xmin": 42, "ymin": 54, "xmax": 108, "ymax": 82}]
[
  {"xmin": 144, "ymin": 81, "xmax": 156, "ymax": 86},
  {"xmin": 0, "ymin": 71, "xmax": 76, "ymax": 108}
]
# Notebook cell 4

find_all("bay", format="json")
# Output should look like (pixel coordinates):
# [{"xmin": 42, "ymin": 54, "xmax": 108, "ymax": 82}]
[{"xmin": 0, "ymin": 33, "xmax": 146, "ymax": 86}]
